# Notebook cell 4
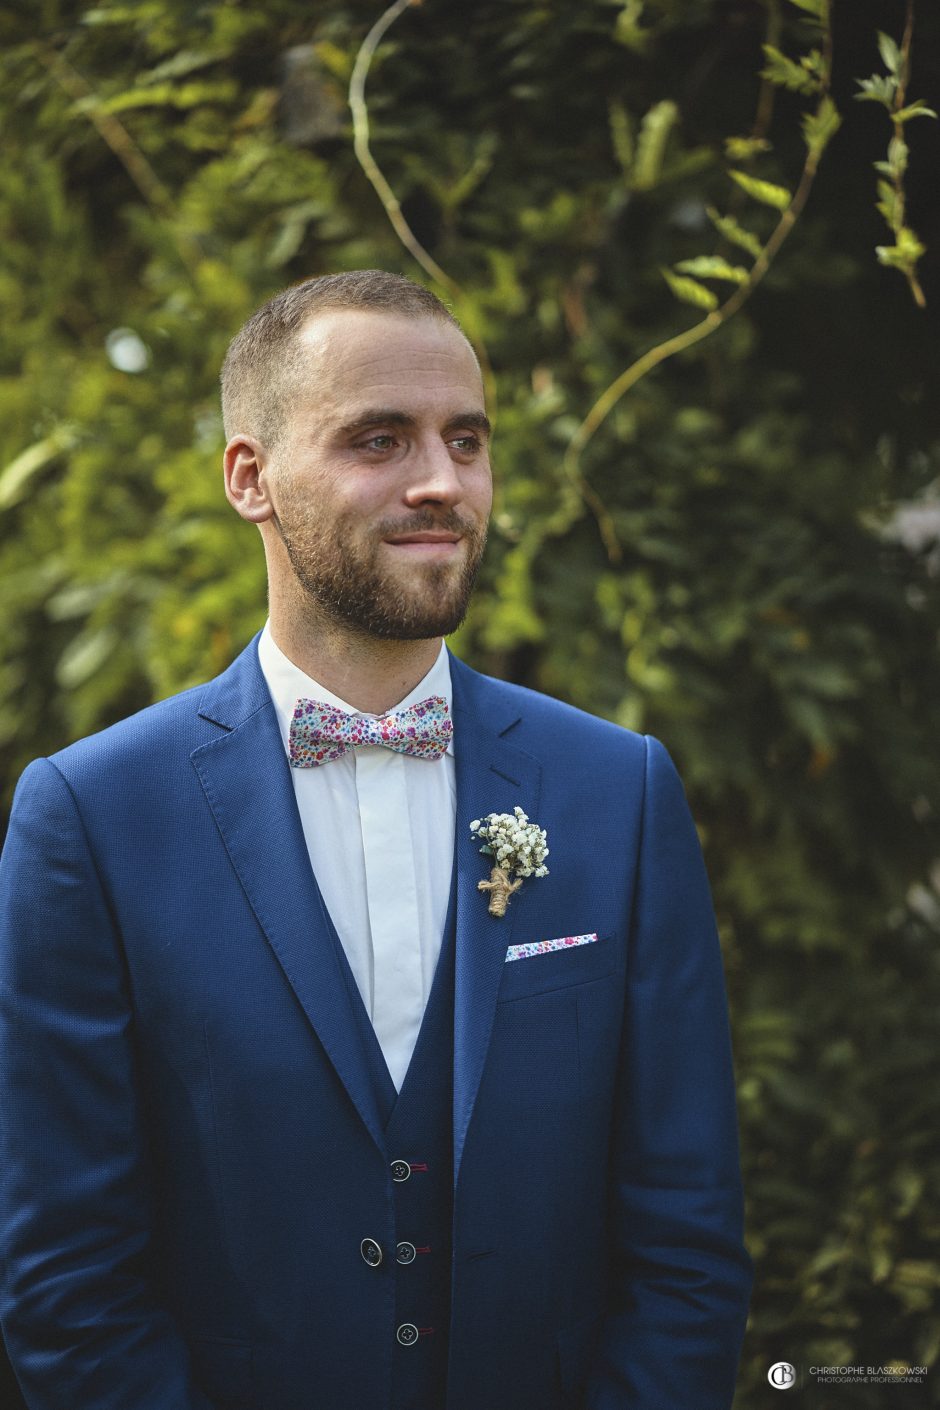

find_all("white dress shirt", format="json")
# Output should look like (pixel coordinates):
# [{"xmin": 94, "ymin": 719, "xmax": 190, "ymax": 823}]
[{"xmin": 257, "ymin": 623, "xmax": 456, "ymax": 1091}]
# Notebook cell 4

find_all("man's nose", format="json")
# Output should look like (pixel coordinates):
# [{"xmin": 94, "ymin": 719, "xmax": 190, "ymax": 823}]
[{"xmin": 402, "ymin": 440, "xmax": 464, "ymax": 505}]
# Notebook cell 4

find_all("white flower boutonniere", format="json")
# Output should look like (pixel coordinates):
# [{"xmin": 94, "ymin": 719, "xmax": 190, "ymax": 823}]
[{"xmin": 470, "ymin": 806, "xmax": 549, "ymax": 917}]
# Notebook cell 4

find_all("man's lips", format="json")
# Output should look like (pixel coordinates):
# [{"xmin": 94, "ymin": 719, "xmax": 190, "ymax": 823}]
[
  {"xmin": 384, "ymin": 532, "xmax": 462, "ymax": 544},
  {"xmin": 383, "ymin": 532, "xmax": 463, "ymax": 554}
]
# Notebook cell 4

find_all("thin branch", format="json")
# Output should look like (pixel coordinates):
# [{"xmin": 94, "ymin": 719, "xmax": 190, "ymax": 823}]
[
  {"xmin": 568, "ymin": 154, "xmax": 820, "ymax": 461},
  {"xmin": 894, "ymin": 0, "xmax": 916, "ymax": 234},
  {"xmin": 562, "ymin": 7, "xmax": 836, "ymax": 562},
  {"xmin": 891, "ymin": 0, "xmax": 926, "ymax": 308},
  {"xmin": 36, "ymin": 45, "xmax": 201, "ymax": 282},
  {"xmin": 349, "ymin": 0, "xmax": 455, "ymax": 291},
  {"xmin": 751, "ymin": 0, "xmax": 782, "ymax": 143},
  {"xmin": 730, "ymin": 0, "xmax": 783, "ymax": 223},
  {"xmin": 587, "ymin": 0, "xmax": 788, "ymax": 561},
  {"xmin": 348, "ymin": 0, "xmax": 497, "ymax": 413}
]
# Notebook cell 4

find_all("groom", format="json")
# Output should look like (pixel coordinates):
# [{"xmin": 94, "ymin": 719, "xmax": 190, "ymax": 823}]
[{"xmin": 0, "ymin": 271, "xmax": 752, "ymax": 1409}]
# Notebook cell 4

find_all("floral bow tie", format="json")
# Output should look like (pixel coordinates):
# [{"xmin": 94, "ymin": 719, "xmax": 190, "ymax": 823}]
[{"xmin": 288, "ymin": 695, "xmax": 452, "ymax": 767}]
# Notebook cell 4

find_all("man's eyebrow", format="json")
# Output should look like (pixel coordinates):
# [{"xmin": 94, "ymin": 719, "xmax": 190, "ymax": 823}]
[
  {"xmin": 443, "ymin": 411, "xmax": 492, "ymax": 440},
  {"xmin": 337, "ymin": 409, "xmax": 492, "ymax": 439},
  {"xmin": 338, "ymin": 410, "xmax": 416, "ymax": 437}
]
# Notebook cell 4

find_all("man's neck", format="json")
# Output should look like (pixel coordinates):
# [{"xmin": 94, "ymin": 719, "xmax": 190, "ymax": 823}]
[{"xmin": 268, "ymin": 614, "xmax": 444, "ymax": 716}]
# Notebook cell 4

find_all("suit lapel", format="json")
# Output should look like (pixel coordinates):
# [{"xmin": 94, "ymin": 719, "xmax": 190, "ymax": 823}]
[
  {"xmin": 189, "ymin": 638, "xmax": 544, "ymax": 1182},
  {"xmin": 449, "ymin": 651, "xmax": 542, "ymax": 1186},
  {"xmin": 190, "ymin": 638, "xmax": 388, "ymax": 1157}
]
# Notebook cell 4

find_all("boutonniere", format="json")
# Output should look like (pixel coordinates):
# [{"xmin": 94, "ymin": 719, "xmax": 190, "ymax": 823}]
[{"xmin": 470, "ymin": 806, "xmax": 549, "ymax": 917}]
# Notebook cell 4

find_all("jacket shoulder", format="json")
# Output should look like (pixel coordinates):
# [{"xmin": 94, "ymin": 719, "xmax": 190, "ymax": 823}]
[
  {"xmin": 40, "ymin": 635, "xmax": 267, "ymax": 789},
  {"xmin": 44, "ymin": 681, "xmax": 212, "ymax": 784}
]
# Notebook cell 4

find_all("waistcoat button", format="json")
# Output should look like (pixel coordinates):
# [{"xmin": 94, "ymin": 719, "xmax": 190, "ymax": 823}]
[
  {"xmin": 396, "ymin": 1241, "xmax": 417, "ymax": 1265},
  {"xmin": 390, "ymin": 1159, "xmax": 411, "ymax": 1182},
  {"xmin": 360, "ymin": 1237, "xmax": 383, "ymax": 1267},
  {"xmin": 396, "ymin": 1322, "xmax": 419, "ymax": 1346}
]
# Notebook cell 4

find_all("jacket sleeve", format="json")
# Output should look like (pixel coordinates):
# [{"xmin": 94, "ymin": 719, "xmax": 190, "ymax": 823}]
[
  {"xmin": 0, "ymin": 758, "xmax": 214, "ymax": 1410},
  {"xmin": 586, "ymin": 736, "xmax": 753, "ymax": 1409}
]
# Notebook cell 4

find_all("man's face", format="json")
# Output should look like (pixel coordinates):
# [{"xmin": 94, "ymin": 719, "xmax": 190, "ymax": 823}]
[{"xmin": 265, "ymin": 309, "xmax": 493, "ymax": 641}]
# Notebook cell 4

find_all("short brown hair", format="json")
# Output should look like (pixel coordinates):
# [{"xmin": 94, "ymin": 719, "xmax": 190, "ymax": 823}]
[{"xmin": 220, "ymin": 270, "xmax": 463, "ymax": 447}]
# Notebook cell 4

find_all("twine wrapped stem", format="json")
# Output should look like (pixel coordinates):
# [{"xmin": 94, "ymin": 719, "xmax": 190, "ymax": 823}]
[{"xmin": 477, "ymin": 865, "xmax": 523, "ymax": 917}]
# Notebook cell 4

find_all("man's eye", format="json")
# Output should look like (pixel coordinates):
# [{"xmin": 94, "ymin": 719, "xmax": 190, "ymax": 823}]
[
  {"xmin": 451, "ymin": 436, "xmax": 481, "ymax": 454},
  {"xmin": 361, "ymin": 434, "xmax": 397, "ymax": 451}
]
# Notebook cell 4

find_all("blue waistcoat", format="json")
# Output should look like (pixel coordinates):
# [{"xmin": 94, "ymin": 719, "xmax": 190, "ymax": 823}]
[{"xmin": 332, "ymin": 867, "xmax": 457, "ymax": 1410}]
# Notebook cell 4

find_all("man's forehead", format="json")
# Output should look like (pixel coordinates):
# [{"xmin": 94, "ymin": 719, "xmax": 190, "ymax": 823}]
[
  {"xmin": 288, "ymin": 308, "xmax": 485, "ymax": 414},
  {"xmin": 294, "ymin": 306, "xmax": 472, "ymax": 359}
]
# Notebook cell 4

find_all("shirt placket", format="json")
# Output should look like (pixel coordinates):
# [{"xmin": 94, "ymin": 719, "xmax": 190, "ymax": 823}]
[{"xmin": 353, "ymin": 747, "xmax": 424, "ymax": 1090}]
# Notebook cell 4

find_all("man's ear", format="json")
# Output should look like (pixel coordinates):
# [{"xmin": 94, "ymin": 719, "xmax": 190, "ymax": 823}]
[{"xmin": 223, "ymin": 434, "xmax": 276, "ymax": 524}]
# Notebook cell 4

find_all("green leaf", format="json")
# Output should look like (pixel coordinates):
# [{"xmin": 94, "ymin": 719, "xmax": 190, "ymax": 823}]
[
  {"xmin": 887, "ymin": 136, "xmax": 909, "ymax": 177},
  {"xmin": 46, "ymin": 574, "xmax": 135, "ymax": 624},
  {"xmin": 874, "ymin": 246, "xmax": 910, "ymax": 271},
  {"xmin": 895, "ymin": 101, "xmax": 938, "ymax": 124},
  {"xmin": 138, "ymin": 49, "xmax": 221, "ymax": 85},
  {"xmin": 787, "ymin": 695, "xmax": 834, "ymax": 750},
  {"xmin": 80, "ymin": 6, "xmax": 145, "ymax": 24},
  {"xmin": 56, "ymin": 626, "xmax": 119, "ymax": 690},
  {"xmin": 877, "ymin": 31, "xmax": 901, "ymax": 76},
  {"xmin": 788, "ymin": 0, "xmax": 826, "ymax": 18},
  {"xmin": 729, "ymin": 170, "xmax": 792, "ymax": 210},
  {"xmin": 265, "ymin": 199, "xmax": 327, "ymax": 269},
  {"xmin": 875, "ymin": 179, "xmax": 900, "ymax": 229},
  {"xmin": 95, "ymin": 80, "xmax": 238, "ymax": 114},
  {"xmin": 724, "ymin": 135, "xmax": 772, "ymax": 162},
  {"xmin": 761, "ymin": 45, "xmax": 824, "ymax": 96},
  {"xmin": 876, "ymin": 228, "xmax": 926, "ymax": 269},
  {"xmin": 802, "ymin": 96, "xmax": 842, "ymax": 158},
  {"xmin": 313, "ymin": 39, "xmax": 355, "ymax": 82},
  {"xmin": 0, "ymin": 427, "xmax": 78, "ymax": 510},
  {"xmin": 608, "ymin": 100, "xmax": 634, "ymax": 175},
  {"xmin": 660, "ymin": 267, "xmax": 719, "ymax": 311},
  {"xmin": 855, "ymin": 74, "xmax": 897, "ymax": 107},
  {"xmin": 893, "ymin": 1168, "xmax": 925, "ymax": 1219},
  {"xmin": 675, "ymin": 256, "xmax": 749, "ymax": 285},
  {"xmin": 442, "ymin": 132, "xmax": 499, "ymax": 213},
  {"xmin": 871, "ymin": 1244, "xmax": 894, "ymax": 1284},
  {"xmin": 633, "ymin": 100, "xmax": 679, "ymax": 190},
  {"xmin": 706, "ymin": 206, "xmax": 762, "ymax": 259},
  {"xmin": 613, "ymin": 0, "xmax": 649, "ymax": 53},
  {"xmin": 891, "ymin": 1260, "xmax": 940, "ymax": 1290}
]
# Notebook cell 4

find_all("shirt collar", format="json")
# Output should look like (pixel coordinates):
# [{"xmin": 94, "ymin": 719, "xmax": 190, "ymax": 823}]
[{"xmin": 257, "ymin": 621, "xmax": 455, "ymax": 757}]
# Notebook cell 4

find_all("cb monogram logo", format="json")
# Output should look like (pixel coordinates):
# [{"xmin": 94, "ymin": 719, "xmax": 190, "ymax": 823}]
[{"xmin": 768, "ymin": 1362, "xmax": 797, "ymax": 1390}]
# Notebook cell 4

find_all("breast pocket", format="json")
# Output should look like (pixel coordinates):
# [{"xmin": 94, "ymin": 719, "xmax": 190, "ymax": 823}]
[{"xmin": 497, "ymin": 933, "xmax": 617, "ymax": 1002}]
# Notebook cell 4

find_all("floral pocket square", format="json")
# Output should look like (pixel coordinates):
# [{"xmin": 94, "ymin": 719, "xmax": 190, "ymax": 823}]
[{"xmin": 504, "ymin": 932, "xmax": 599, "ymax": 963}]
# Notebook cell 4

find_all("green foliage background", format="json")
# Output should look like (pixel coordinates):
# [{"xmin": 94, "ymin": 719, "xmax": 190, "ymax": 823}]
[{"xmin": 1, "ymin": 0, "xmax": 939, "ymax": 1403}]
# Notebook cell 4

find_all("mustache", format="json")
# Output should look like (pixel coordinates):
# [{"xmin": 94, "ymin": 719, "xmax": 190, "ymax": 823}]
[{"xmin": 375, "ymin": 510, "xmax": 485, "ymax": 540}]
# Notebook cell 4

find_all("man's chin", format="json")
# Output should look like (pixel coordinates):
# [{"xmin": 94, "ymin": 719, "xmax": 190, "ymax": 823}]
[
  {"xmin": 287, "ymin": 545, "xmax": 480, "ymax": 641},
  {"xmin": 355, "ymin": 603, "xmax": 471, "ymax": 642},
  {"xmin": 360, "ymin": 560, "xmax": 477, "ymax": 639}
]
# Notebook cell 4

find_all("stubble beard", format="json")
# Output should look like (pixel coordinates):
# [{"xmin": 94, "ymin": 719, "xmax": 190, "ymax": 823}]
[{"xmin": 274, "ymin": 501, "xmax": 488, "ymax": 642}]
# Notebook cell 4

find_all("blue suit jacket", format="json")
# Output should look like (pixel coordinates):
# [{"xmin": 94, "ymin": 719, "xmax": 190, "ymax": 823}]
[{"xmin": 0, "ymin": 638, "xmax": 752, "ymax": 1409}]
